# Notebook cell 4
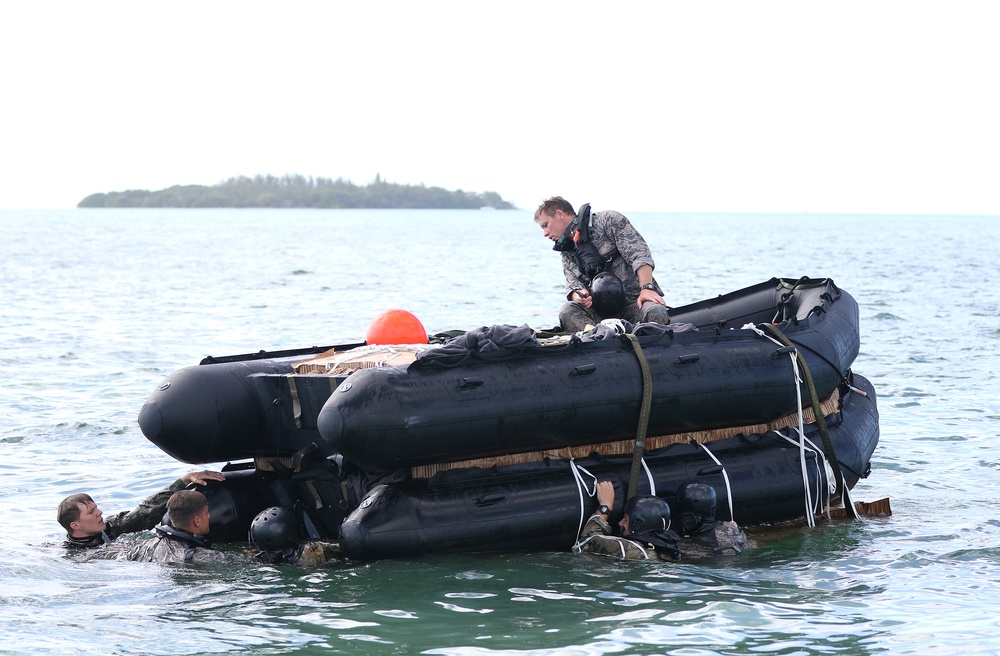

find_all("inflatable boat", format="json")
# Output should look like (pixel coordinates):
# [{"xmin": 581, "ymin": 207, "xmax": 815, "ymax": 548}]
[{"xmin": 136, "ymin": 276, "xmax": 880, "ymax": 558}]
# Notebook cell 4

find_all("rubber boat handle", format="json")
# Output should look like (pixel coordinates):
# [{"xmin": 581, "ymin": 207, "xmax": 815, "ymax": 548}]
[
  {"xmin": 569, "ymin": 363, "xmax": 597, "ymax": 376},
  {"xmin": 458, "ymin": 377, "xmax": 484, "ymax": 389},
  {"xmin": 697, "ymin": 465, "xmax": 724, "ymax": 476},
  {"xmin": 474, "ymin": 493, "xmax": 506, "ymax": 507},
  {"xmin": 772, "ymin": 345, "xmax": 797, "ymax": 357},
  {"xmin": 673, "ymin": 353, "xmax": 700, "ymax": 365}
]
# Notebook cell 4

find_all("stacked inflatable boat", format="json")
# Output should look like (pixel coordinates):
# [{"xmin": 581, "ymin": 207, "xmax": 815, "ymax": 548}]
[{"xmin": 138, "ymin": 277, "xmax": 880, "ymax": 559}]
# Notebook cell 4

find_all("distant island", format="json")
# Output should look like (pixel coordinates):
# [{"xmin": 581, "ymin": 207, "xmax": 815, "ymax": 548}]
[{"xmin": 78, "ymin": 174, "xmax": 516, "ymax": 209}]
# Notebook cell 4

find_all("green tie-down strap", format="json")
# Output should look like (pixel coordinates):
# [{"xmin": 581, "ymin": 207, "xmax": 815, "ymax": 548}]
[{"xmin": 624, "ymin": 334, "xmax": 653, "ymax": 501}]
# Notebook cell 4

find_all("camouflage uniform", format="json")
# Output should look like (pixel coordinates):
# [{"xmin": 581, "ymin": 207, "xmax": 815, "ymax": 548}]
[
  {"xmin": 121, "ymin": 526, "xmax": 234, "ymax": 565},
  {"xmin": 574, "ymin": 514, "xmax": 679, "ymax": 561},
  {"xmin": 255, "ymin": 541, "xmax": 343, "ymax": 566},
  {"xmin": 295, "ymin": 541, "xmax": 343, "ymax": 566},
  {"xmin": 63, "ymin": 478, "xmax": 186, "ymax": 549},
  {"xmin": 678, "ymin": 521, "xmax": 755, "ymax": 559},
  {"xmin": 576, "ymin": 514, "xmax": 753, "ymax": 562},
  {"xmin": 558, "ymin": 210, "xmax": 669, "ymax": 331}
]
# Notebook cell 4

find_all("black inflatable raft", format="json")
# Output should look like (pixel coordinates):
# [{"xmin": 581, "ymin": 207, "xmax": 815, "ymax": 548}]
[
  {"xmin": 338, "ymin": 373, "xmax": 879, "ymax": 559},
  {"xmin": 140, "ymin": 277, "xmax": 859, "ymax": 467},
  {"xmin": 135, "ymin": 276, "xmax": 879, "ymax": 558}
]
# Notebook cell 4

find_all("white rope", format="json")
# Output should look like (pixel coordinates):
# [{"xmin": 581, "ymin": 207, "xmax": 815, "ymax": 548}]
[
  {"xmin": 694, "ymin": 443, "xmax": 736, "ymax": 522},
  {"xmin": 744, "ymin": 323, "xmax": 815, "ymax": 527},
  {"xmin": 775, "ymin": 427, "xmax": 829, "ymax": 518},
  {"xmin": 569, "ymin": 459, "xmax": 598, "ymax": 550},
  {"xmin": 788, "ymin": 353, "xmax": 816, "ymax": 527},
  {"xmin": 641, "ymin": 458, "xmax": 655, "ymax": 496},
  {"xmin": 842, "ymin": 472, "xmax": 859, "ymax": 519}
]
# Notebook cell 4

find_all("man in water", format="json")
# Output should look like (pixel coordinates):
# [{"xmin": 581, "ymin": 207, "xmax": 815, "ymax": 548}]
[
  {"xmin": 120, "ymin": 489, "xmax": 232, "ymax": 565},
  {"xmin": 573, "ymin": 481, "xmax": 681, "ymax": 561},
  {"xmin": 672, "ymin": 481, "xmax": 754, "ymax": 558},
  {"xmin": 534, "ymin": 197, "xmax": 670, "ymax": 332},
  {"xmin": 57, "ymin": 470, "xmax": 225, "ymax": 548},
  {"xmin": 250, "ymin": 506, "xmax": 342, "ymax": 566},
  {"xmin": 574, "ymin": 480, "xmax": 753, "ymax": 561}
]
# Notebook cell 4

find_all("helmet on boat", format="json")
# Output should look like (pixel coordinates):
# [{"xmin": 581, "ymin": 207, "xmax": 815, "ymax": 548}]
[
  {"xmin": 250, "ymin": 506, "xmax": 300, "ymax": 552},
  {"xmin": 590, "ymin": 272, "xmax": 626, "ymax": 316},
  {"xmin": 621, "ymin": 495, "xmax": 671, "ymax": 535}
]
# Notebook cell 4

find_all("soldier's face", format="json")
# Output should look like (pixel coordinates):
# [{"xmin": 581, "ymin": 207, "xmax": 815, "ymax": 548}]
[
  {"xmin": 71, "ymin": 500, "xmax": 106, "ymax": 536},
  {"xmin": 537, "ymin": 210, "xmax": 574, "ymax": 241}
]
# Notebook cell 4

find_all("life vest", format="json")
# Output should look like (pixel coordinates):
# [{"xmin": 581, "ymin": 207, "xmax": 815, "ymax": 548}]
[
  {"xmin": 553, "ymin": 204, "xmax": 626, "ymax": 314},
  {"xmin": 553, "ymin": 203, "xmax": 619, "ymax": 284},
  {"xmin": 154, "ymin": 522, "xmax": 214, "ymax": 549},
  {"xmin": 625, "ymin": 528, "xmax": 682, "ymax": 560}
]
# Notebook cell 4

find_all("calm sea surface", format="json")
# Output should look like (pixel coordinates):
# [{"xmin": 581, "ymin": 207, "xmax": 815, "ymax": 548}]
[{"xmin": 1, "ymin": 209, "xmax": 998, "ymax": 655}]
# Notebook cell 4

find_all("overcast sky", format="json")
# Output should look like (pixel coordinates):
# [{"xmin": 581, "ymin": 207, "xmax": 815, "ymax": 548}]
[{"xmin": 2, "ymin": 1, "xmax": 997, "ymax": 214}]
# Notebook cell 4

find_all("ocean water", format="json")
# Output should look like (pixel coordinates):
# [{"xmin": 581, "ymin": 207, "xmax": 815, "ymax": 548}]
[{"xmin": 1, "ymin": 208, "xmax": 998, "ymax": 655}]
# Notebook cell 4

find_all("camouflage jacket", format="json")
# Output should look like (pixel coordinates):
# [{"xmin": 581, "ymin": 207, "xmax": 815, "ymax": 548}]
[
  {"xmin": 295, "ymin": 541, "xmax": 343, "ymax": 566},
  {"xmin": 679, "ymin": 521, "xmax": 755, "ymax": 559},
  {"xmin": 559, "ymin": 210, "xmax": 662, "ymax": 302},
  {"xmin": 576, "ymin": 515, "xmax": 752, "ymax": 561},
  {"xmin": 255, "ymin": 541, "xmax": 343, "ymax": 566},
  {"xmin": 120, "ymin": 527, "xmax": 234, "ymax": 566},
  {"xmin": 574, "ymin": 514, "xmax": 677, "ymax": 561}
]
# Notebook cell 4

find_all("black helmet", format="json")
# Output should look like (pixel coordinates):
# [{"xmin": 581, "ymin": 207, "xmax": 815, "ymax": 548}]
[
  {"xmin": 250, "ymin": 506, "xmax": 300, "ymax": 551},
  {"xmin": 590, "ymin": 272, "xmax": 626, "ymax": 316},
  {"xmin": 622, "ymin": 495, "xmax": 671, "ymax": 535},
  {"xmin": 677, "ymin": 482, "xmax": 717, "ymax": 520}
]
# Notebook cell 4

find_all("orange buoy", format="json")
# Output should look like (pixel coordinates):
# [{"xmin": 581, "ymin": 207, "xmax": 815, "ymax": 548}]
[{"xmin": 365, "ymin": 309, "xmax": 429, "ymax": 345}]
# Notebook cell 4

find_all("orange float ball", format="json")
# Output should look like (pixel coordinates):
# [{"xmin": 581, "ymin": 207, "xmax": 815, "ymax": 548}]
[{"xmin": 365, "ymin": 309, "xmax": 429, "ymax": 345}]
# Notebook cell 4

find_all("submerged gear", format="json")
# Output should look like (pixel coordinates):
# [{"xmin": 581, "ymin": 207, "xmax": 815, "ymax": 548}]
[
  {"xmin": 590, "ymin": 272, "xmax": 627, "ymax": 315},
  {"xmin": 251, "ymin": 506, "xmax": 301, "ymax": 552},
  {"xmin": 622, "ymin": 495, "xmax": 671, "ymax": 535}
]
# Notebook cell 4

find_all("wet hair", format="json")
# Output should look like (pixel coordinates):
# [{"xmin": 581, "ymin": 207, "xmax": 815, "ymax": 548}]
[
  {"xmin": 534, "ymin": 196, "xmax": 575, "ymax": 222},
  {"xmin": 57, "ymin": 493, "xmax": 95, "ymax": 531},
  {"xmin": 166, "ymin": 490, "xmax": 208, "ymax": 529}
]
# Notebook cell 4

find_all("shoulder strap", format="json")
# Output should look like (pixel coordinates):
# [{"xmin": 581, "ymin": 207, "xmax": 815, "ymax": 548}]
[{"xmin": 575, "ymin": 203, "xmax": 592, "ymax": 242}]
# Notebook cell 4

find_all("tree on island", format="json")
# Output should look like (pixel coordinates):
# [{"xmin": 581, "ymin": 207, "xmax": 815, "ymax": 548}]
[{"xmin": 78, "ymin": 174, "xmax": 516, "ymax": 209}]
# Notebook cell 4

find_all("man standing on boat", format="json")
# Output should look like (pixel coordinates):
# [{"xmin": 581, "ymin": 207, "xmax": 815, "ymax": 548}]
[
  {"xmin": 57, "ymin": 470, "xmax": 225, "ymax": 549},
  {"xmin": 534, "ymin": 197, "xmax": 670, "ymax": 333}
]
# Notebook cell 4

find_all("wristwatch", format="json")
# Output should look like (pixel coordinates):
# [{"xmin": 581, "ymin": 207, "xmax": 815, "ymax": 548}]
[
  {"xmin": 640, "ymin": 283, "xmax": 657, "ymax": 291},
  {"xmin": 598, "ymin": 504, "xmax": 611, "ymax": 516}
]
